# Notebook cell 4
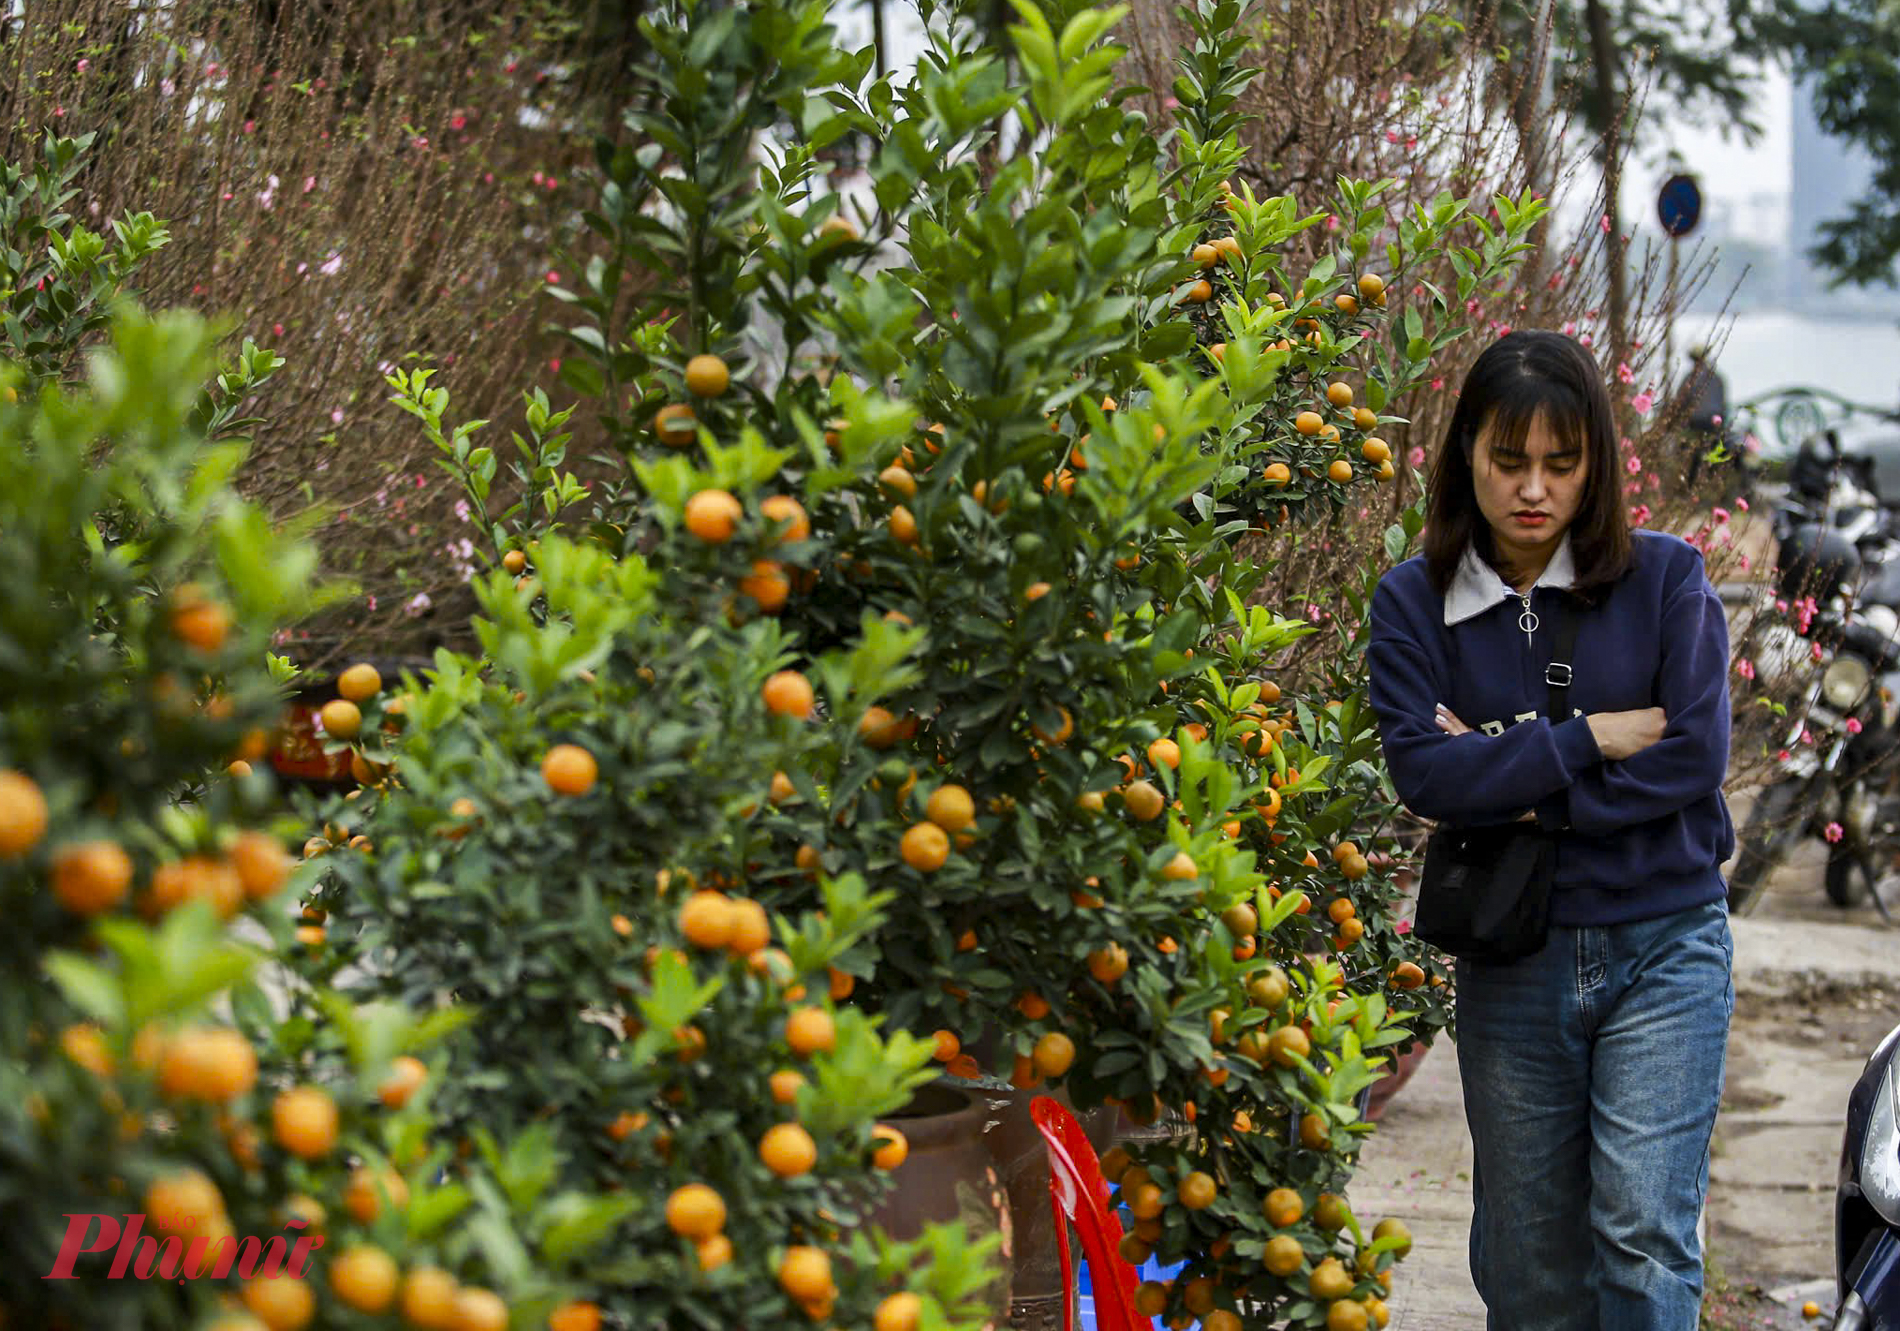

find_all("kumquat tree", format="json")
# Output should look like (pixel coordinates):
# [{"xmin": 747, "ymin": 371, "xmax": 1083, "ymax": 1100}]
[
  {"xmin": 0, "ymin": 302, "xmax": 684, "ymax": 1331},
  {"xmin": 274, "ymin": 0, "xmax": 1553, "ymax": 1326},
  {"xmin": 1, "ymin": 0, "xmax": 1566, "ymax": 1324},
  {"xmin": 282, "ymin": 535, "xmax": 1003, "ymax": 1331}
]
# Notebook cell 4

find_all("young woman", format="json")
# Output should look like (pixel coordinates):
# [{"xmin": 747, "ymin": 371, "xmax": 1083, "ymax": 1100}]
[{"xmin": 1366, "ymin": 330, "xmax": 1736, "ymax": 1330}]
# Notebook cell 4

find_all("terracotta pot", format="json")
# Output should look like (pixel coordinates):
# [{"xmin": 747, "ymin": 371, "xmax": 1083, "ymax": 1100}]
[
  {"xmin": 1364, "ymin": 1039, "xmax": 1432, "ymax": 1123},
  {"xmin": 866, "ymin": 1081, "xmax": 1013, "ymax": 1318},
  {"xmin": 979, "ymin": 1084, "xmax": 1120, "ymax": 1331}
]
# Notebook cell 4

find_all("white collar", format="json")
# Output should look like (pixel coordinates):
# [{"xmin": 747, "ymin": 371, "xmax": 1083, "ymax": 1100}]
[{"xmin": 1443, "ymin": 536, "xmax": 1577, "ymax": 626}]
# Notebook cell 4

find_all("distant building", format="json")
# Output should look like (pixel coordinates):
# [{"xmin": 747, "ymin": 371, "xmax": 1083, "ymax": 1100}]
[{"xmin": 1788, "ymin": 75, "xmax": 1890, "ymax": 309}]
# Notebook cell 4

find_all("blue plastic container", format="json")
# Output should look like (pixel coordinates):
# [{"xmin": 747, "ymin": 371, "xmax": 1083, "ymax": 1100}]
[{"xmin": 1075, "ymin": 1253, "xmax": 1187, "ymax": 1330}]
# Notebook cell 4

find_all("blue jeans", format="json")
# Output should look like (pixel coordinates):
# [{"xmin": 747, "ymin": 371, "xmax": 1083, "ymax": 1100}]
[{"xmin": 1454, "ymin": 901, "xmax": 1734, "ymax": 1331}]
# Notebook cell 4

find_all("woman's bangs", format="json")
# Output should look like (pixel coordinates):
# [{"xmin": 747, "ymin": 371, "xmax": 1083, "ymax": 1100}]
[{"xmin": 1478, "ymin": 381, "xmax": 1586, "ymax": 462}]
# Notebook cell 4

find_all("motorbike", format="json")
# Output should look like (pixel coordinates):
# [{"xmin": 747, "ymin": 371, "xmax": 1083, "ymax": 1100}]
[
  {"xmin": 1831, "ymin": 1018, "xmax": 1900, "ymax": 1329},
  {"xmin": 1726, "ymin": 520, "xmax": 1900, "ymax": 924},
  {"xmin": 1780, "ymin": 430, "xmax": 1900, "ymax": 562}
]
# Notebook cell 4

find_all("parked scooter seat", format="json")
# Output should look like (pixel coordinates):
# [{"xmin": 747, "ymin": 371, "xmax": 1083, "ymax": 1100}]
[
  {"xmin": 1780, "ymin": 524, "xmax": 1864, "ymax": 602},
  {"xmin": 1858, "ymin": 562, "xmax": 1900, "ymax": 612}
]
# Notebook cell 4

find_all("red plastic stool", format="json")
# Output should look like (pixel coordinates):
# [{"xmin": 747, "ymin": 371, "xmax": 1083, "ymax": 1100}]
[{"xmin": 1029, "ymin": 1095, "xmax": 1148, "ymax": 1331}]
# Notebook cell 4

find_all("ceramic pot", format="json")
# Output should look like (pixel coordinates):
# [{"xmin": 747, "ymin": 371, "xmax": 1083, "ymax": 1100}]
[
  {"xmin": 867, "ymin": 1080, "xmax": 1014, "ymax": 1318},
  {"xmin": 980, "ymin": 1084, "xmax": 1119, "ymax": 1331}
]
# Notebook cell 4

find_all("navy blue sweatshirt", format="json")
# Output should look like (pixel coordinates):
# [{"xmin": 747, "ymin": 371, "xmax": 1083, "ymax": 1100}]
[{"xmin": 1367, "ymin": 530, "xmax": 1733, "ymax": 926}]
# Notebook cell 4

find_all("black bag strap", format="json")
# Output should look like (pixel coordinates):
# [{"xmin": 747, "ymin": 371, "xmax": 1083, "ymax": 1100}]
[{"xmin": 1543, "ymin": 595, "xmax": 1582, "ymax": 722}]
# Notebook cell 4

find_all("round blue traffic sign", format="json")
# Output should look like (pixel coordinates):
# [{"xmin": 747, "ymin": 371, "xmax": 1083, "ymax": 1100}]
[{"xmin": 1657, "ymin": 173, "xmax": 1702, "ymax": 238}]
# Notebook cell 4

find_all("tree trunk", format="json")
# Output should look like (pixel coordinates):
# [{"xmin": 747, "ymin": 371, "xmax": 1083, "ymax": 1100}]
[{"xmin": 1583, "ymin": 0, "xmax": 1628, "ymax": 370}]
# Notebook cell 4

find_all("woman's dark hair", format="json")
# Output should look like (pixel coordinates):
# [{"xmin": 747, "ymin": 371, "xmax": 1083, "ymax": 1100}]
[{"xmin": 1422, "ymin": 329, "xmax": 1633, "ymax": 597}]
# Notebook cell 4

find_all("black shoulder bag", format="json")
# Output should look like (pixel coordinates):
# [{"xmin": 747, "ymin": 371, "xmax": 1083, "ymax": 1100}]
[{"xmin": 1412, "ymin": 596, "xmax": 1582, "ymax": 965}]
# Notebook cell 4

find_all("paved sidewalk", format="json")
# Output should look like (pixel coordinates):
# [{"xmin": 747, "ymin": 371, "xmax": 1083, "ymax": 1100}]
[
  {"xmin": 1350, "ymin": 1040, "xmax": 1483, "ymax": 1328},
  {"xmin": 1347, "ymin": 903, "xmax": 1900, "ymax": 1330}
]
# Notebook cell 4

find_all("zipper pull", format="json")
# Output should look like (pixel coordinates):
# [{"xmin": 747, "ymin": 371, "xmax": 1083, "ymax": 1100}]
[{"xmin": 1518, "ymin": 592, "xmax": 1539, "ymax": 649}]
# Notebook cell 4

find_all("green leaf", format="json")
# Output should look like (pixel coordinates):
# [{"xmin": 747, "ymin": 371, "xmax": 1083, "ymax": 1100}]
[
  {"xmin": 540, "ymin": 1192, "xmax": 642, "ymax": 1262},
  {"xmin": 44, "ymin": 952, "xmax": 124, "ymax": 1026},
  {"xmin": 406, "ymin": 1183, "xmax": 473, "ymax": 1241}
]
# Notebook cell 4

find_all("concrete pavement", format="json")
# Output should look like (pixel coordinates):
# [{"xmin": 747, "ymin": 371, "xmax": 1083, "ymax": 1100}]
[
  {"xmin": 1349, "ymin": 834, "xmax": 1900, "ymax": 1329},
  {"xmin": 1349, "ymin": 1036, "xmax": 1481, "ymax": 1328}
]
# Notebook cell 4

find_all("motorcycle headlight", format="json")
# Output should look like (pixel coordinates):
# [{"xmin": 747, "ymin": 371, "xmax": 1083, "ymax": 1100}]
[
  {"xmin": 1824, "ymin": 654, "xmax": 1873, "ymax": 711},
  {"xmin": 1864, "ymin": 1053, "xmax": 1900, "ymax": 1227},
  {"xmin": 1754, "ymin": 625, "xmax": 1810, "ymax": 689},
  {"xmin": 1861, "ymin": 605, "xmax": 1900, "ymax": 642}
]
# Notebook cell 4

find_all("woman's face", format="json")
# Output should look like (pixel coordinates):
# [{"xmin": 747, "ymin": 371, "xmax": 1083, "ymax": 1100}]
[{"xmin": 1472, "ymin": 410, "xmax": 1588, "ymax": 574}]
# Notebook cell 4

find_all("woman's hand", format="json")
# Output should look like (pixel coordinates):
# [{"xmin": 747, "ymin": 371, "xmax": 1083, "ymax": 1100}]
[
  {"xmin": 1585, "ymin": 708, "xmax": 1668, "ymax": 761},
  {"xmin": 1432, "ymin": 703, "xmax": 1608, "ymax": 824},
  {"xmin": 1433, "ymin": 703, "xmax": 1471, "ymax": 737}
]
